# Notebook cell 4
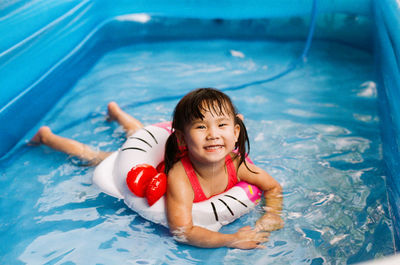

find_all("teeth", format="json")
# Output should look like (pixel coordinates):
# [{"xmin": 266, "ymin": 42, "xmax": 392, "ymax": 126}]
[{"xmin": 205, "ymin": 145, "xmax": 222, "ymax": 150}]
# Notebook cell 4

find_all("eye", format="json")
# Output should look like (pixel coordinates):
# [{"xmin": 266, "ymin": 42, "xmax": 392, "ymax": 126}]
[
  {"xmin": 196, "ymin": 125, "xmax": 206, "ymax": 129},
  {"xmin": 219, "ymin": 123, "xmax": 228, "ymax": 127}
]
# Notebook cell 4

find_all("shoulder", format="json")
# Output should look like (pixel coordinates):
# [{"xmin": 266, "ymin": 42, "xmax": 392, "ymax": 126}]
[
  {"xmin": 236, "ymin": 159, "xmax": 281, "ymax": 192},
  {"xmin": 167, "ymin": 160, "xmax": 187, "ymax": 184},
  {"xmin": 166, "ymin": 161, "xmax": 196, "ymax": 230},
  {"xmin": 167, "ymin": 161, "xmax": 194, "ymax": 201},
  {"xmin": 228, "ymin": 152, "xmax": 255, "ymax": 174}
]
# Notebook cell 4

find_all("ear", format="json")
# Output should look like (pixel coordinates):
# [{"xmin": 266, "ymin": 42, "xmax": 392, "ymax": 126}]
[{"xmin": 234, "ymin": 123, "xmax": 240, "ymax": 142}]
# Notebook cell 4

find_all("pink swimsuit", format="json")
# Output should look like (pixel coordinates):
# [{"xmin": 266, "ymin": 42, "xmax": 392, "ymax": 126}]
[{"xmin": 181, "ymin": 155, "xmax": 239, "ymax": 202}]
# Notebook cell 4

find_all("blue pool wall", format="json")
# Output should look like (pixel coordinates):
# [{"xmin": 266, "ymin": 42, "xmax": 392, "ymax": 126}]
[
  {"xmin": 1, "ymin": 0, "xmax": 399, "ymax": 246},
  {"xmin": 0, "ymin": 0, "xmax": 373, "ymax": 158},
  {"xmin": 374, "ymin": 0, "xmax": 400, "ymax": 247}
]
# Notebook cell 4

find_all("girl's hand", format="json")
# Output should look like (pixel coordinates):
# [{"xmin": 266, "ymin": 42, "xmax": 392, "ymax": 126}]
[
  {"xmin": 228, "ymin": 226, "xmax": 270, "ymax": 249},
  {"xmin": 255, "ymin": 212, "xmax": 284, "ymax": 232}
]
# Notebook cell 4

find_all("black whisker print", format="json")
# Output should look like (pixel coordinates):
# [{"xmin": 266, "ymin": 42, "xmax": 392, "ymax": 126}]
[
  {"xmin": 143, "ymin": 128, "xmax": 158, "ymax": 144},
  {"xmin": 224, "ymin": 194, "xmax": 248, "ymax": 208},
  {"xmin": 218, "ymin": 199, "xmax": 234, "ymax": 216},
  {"xmin": 128, "ymin": 137, "xmax": 152, "ymax": 148},
  {"xmin": 211, "ymin": 202, "xmax": 219, "ymax": 221},
  {"xmin": 121, "ymin": 147, "xmax": 147, "ymax": 152}
]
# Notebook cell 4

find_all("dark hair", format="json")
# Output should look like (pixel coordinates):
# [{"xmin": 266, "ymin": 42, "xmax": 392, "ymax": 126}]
[{"xmin": 164, "ymin": 88, "xmax": 253, "ymax": 174}]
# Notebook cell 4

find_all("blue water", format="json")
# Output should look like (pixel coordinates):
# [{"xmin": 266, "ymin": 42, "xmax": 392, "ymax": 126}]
[{"xmin": 0, "ymin": 39, "xmax": 395, "ymax": 264}]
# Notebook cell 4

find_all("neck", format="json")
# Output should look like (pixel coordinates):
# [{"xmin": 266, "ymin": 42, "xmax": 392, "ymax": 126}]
[{"xmin": 188, "ymin": 155, "xmax": 226, "ymax": 181}]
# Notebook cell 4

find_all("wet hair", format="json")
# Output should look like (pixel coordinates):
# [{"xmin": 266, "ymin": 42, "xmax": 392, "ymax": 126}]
[{"xmin": 164, "ymin": 88, "xmax": 253, "ymax": 174}]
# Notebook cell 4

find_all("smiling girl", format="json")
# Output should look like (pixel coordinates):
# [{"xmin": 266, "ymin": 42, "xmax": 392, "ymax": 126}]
[
  {"xmin": 31, "ymin": 88, "xmax": 283, "ymax": 249},
  {"xmin": 164, "ymin": 88, "xmax": 283, "ymax": 249}
]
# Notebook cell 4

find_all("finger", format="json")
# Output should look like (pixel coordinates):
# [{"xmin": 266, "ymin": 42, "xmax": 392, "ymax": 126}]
[
  {"xmin": 256, "ymin": 244, "xmax": 267, "ymax": 249},
  {"xmin": 257, "ymin": 235, "xmax": 270, "ymax": 243},
  {"xmin": 255, "ymin": 225, "xmax": 266, "ymax": 232},
  {"xmin": 254, "ymin": 222, "xmax": 264, "ymax": 232},
  {"xmin": 255, "ymin": 223, "xmax": 270, "ymax": 232},
  {"xmin": 258, "ymin": 232, "xmax": 270, "ymax": 237}
]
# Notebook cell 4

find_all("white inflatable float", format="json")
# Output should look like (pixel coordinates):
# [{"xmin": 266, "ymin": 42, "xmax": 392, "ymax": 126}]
[{"xmin": 93, "ymin": 122, "xmax": 262, "ymax": 231}]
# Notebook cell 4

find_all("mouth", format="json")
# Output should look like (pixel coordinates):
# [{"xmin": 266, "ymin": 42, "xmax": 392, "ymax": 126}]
[{"xmin": 204, "ymin": 145, "xmax": 224, "ymax": 151}]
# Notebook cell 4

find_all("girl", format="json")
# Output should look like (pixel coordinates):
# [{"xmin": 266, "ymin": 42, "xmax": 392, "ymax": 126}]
[
  {"xmin": 31, "ymin": 88, "xmax": 283, "ymax": 249},
  {"xmin": 164, "ymin": 88, "xmax": 283, "ymax": 249}
]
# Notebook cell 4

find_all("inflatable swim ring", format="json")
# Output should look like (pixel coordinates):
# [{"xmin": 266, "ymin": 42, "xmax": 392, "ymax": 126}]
[{"xmin": 93, "ymin": 122, "xmax": 262, "ymax": 231}]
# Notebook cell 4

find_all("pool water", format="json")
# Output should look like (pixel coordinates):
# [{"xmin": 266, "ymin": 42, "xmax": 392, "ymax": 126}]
[{"xmin": 0, "ymin": 39, "xmax": 395, "ymax": 264}]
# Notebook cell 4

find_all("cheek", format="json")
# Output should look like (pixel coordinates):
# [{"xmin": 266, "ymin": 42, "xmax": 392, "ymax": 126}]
[
  {"xmin": 225, "ymin": 131, "xmax": 238, "ymax": 145},
  {"xmin": 185, "ymin": 133, "xmax": 200, "ymax": 147}
]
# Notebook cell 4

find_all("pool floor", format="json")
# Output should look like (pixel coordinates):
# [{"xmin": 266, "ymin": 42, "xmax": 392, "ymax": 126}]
[{"xmin": 0, "ymin": 39, "xmax": 395, "ymax": 264}]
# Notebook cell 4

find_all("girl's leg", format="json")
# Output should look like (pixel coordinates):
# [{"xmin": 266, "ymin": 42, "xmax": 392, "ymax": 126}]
[
  {"xmin": 30, "ymin": 102, "xmax": 142, "ymax": 165},
  {"xmin": 107, "ymin": 101, "xmax": 143, "ymax": 136},
  {"xmin": 31, "ymin": 126, "xmax": 110, "ymax": 165}
]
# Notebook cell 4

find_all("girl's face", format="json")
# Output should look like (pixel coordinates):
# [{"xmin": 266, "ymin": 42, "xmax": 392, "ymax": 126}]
[{"xmin": 182, "ymin": 107, "xmax": 240, "ymax": 166}]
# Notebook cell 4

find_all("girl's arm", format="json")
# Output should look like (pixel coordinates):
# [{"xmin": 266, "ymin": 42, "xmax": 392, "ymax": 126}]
[
  {"xmin": 166, "ymin": 163, "xmax": 269, "ymax": 249},
  {"xmin": 237, "ymin": 161, "xmax": 284, "ymax": 232}
]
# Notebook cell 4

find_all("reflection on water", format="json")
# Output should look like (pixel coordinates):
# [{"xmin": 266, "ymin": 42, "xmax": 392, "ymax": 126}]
[{"xmin": 0, "ymin": 39, "xmax": 394, "ymax": 264}]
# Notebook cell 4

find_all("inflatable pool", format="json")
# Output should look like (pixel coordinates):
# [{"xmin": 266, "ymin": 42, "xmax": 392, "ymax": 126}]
[{"xmin": 1, "ymin": 0, "xmax": 399, "ymax": 263}]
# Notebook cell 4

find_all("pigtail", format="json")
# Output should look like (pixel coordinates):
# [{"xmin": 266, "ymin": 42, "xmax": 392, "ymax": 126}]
[
  {"xmin": 164, "ymin": 132, "xmax": 180, "ymax": 174},
  {"xmin": 235, "ymin": 116, "xmax": 258, "ymax": 174}
]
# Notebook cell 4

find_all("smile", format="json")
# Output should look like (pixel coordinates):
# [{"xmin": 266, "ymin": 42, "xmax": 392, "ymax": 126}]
[{"xmin": 204, "ymin": 145, "xmax": 224, "ymax": 150}]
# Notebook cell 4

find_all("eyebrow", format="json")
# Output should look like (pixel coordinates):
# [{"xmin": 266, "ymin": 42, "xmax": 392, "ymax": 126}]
[
  {"xmin": 216, "ymin": 117, "xmax": 231, "ymax": 122},
  {"xmin": 191, "ymin": 115, "xmax": 230, "ymax": 123},
  {"xmin": 190, "ymin": 119, "xmax": 205, "ymax": 126}
]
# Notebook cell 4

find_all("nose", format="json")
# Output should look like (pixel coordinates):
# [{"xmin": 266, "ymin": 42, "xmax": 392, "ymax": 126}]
[{"xmin": 206, "ymin": 126, "xmax": 219, "ymax": 140}]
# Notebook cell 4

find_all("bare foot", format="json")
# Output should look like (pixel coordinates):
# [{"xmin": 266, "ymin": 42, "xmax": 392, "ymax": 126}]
[
  {"xmin": 29, "ymin": 126, "xmax": 52, "ymax": 146},
  {"xmin": 107, "ymin": 101, "xmax": 121, "ymax": 122},
  {"xmin": 106, "ymin": 101, "xmax": 143, "ymax": 136}
]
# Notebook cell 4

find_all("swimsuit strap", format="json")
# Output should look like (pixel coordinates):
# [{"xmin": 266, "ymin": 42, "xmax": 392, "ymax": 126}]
[
  {"xmin": 225, "ymin": 155, "xmax": 239, "ymax": 191},
  {"xmin": 181, "ymin": 156, "xmax": 207, "ymax": 202},
  {"xmin": 181, "ymin": 154, "xmax": 239, "ymax": 203}
]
